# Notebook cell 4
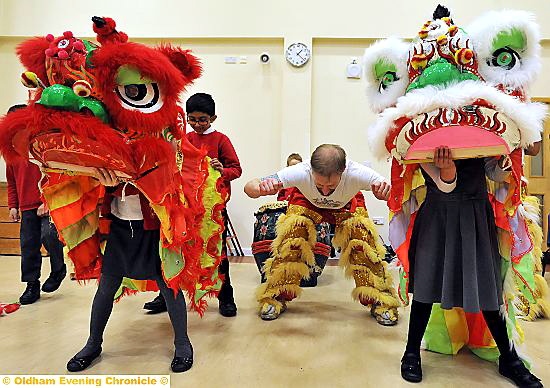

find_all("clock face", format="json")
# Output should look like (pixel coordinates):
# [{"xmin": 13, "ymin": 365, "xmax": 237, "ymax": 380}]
[{"xmin": 285, "ymin": 43, "xmax": 311, "ymax": 67}]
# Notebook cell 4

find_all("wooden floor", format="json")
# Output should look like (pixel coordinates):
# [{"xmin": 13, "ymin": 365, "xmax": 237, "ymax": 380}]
[{"xmin": 0, "ymin": 255, "xmax": 549, "ymax": 388}]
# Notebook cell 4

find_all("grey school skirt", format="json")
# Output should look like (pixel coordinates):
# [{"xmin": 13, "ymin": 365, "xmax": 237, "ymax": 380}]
[{"xmin": 408, "ymin": 191, "xmax": 503, "ymax": 312}]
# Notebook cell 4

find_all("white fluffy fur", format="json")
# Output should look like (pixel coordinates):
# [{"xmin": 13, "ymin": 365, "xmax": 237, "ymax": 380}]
[
  {"xmin": 467, "ymin": 10, "xmax": 541, "ymax": 89},
  {"xmin": 517, "ymin": 200, "xmax": 541, "ymax": 226},
  {"xmin": 368, "ymin": 80, "xmax": 548, "ymax": 159},
  {"xmin": 362, "ymin": 38, "xmax": 410, "ymax": 113}
]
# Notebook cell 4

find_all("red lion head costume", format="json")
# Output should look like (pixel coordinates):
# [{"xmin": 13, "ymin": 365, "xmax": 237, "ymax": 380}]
[{"xmin": 0, "ymin": 17, "xmax": 226, "ymax": 314}]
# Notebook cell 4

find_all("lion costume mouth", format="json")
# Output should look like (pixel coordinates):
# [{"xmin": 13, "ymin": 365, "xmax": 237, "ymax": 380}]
[{"xmin": 370, "ymin": 80, "xmax": 545, "ymax": 163}]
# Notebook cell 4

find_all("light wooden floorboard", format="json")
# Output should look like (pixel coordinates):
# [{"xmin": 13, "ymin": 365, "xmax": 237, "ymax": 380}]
[{"xmin": 0, "ymin": 255, "xmax": 549, "ymax": 387}]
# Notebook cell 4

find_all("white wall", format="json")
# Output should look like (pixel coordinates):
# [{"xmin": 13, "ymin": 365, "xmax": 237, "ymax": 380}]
[
  {"xmin": 2, "ymin": 0, "xmax": 550, "ymax": 38},
  {"xmin": 1, "ymin": 0, "xmax": 549, "ymax": 251},
  {"xmin": 311, "ymin": 38, "xmax": 391, "ymax": 239}
]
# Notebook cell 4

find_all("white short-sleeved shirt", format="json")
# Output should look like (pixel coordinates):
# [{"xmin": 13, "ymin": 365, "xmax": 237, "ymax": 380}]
[{"xmin": 275, "ymin": 160, "xmax": 386, "ymax": 209}]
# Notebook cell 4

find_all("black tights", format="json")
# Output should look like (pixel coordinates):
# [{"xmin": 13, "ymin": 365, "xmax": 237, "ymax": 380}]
[
  {"xmin": 75, "ymin": 273, "xmax": 192, "ymax": 358},
  {"xmin": 405, "ymin": 300, "xmax": 515, "ymax": 360}
]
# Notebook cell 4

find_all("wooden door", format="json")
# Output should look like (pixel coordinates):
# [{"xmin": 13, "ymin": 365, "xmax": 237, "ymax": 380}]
[{"xmin": 524, "ymin": 98, "xmax": 550, "ymax": 251}]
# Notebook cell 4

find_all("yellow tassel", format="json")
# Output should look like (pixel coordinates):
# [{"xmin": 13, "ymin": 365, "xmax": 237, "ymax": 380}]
[
  {"xmin": 262, "ymin": 257, "xmax": 275, "ymax": 275},
  {"xmin": 333, "ymin": 211, "xmax": 384, "ymax": 254},
  {"xmin": 352, "ymin": 286, "xmax": 400, "ymax": 308},
  {"xmin": 277, "ymin": 237, "xmax": 316, "ymax": 266},
  {"xmin": 268, "ymin": 262, "xmax": 311, "ymax": 283},
  {"xmin": 257, "ymin": 209, "xmax": 319, "ymax": 308},
  {"xmin": 515, "ymin": 196, "xmax": 549, "ymax": 319},
  {"xmin": 272, "ymin": 212, "xmax": 317, "ymax": 254},
  {"xmin": 340, "ymin": 239, "xmax": 383, "ymax": 267},
  {"xmin": 257, "ymin": 283, "xmax": 303, "ymax": 307},
  {"xmin": 533, "ymin": 275, "xmax": 550, "ymax": 318},
  {"xmin": 334, "ymin": 210, "xmax": 399, "ymax": 308}
]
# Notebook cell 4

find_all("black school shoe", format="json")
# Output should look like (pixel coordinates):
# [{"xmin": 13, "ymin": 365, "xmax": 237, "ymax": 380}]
[
  {"xmin": 219, "ymin": 300, "xmax": 237, "ymax": 317},
  {"xmin": 42, "ymin": 264, "xmax": 67, "ymax": 293},
  {"xmin": 171, "ymin": 354, "xmax": 193, "ymax": 373},
  {"xmin": 143, "ymin": 294, "xmax": 167, "ymax": 314},
  {"xmin": 401, "ymin": 352, "xmax": 422, "ymax": 383},
  {"xmin": 67, "ymin": 348, "xmax": 102, "ymax": 372},
  {"xmin": 499, "ymin": 356, "xmax": 543, "ymax": 388},
  {"xmin": 20, "ymin": 281, "xmax": 41, "ymax": 305},
  {"xmin": 218, "ymin": 283, "xmax": 237, "ymax": 317}
]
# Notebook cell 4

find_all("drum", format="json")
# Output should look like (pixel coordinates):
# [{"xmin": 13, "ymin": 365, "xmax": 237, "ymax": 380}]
[
  {"xmin": 252, "ymin": 201, "xmax": 287, "ymax": 282},
  {"xmin": 252, "ymin": 201, "xmax": 331, "ymax": 286}
]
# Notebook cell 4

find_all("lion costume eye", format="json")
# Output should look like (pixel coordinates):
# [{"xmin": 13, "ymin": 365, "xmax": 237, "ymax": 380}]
[
  {"xmin": 467, "ymin": 10, "xmax": 541, "ymax": 88},
  {"xmin": 378, "ymin": 71, "xmax": 399, "ymax": 93},
  {"xmin": 490, "ymin": 47, "xmax": 521, "ymax": 70},
  {"xmin": 362, "ymin": 38, "xmax": 410, "ymax": 113},
  {"xmin": 57, "ymin": 39, "xmax": 70, "ymax": 49},
  {"xmin": 114, "ymin": 66, "xmax": 164, "ymax": 113},
  {"xmin": 115, "ymin": 83, "xmax": 161, "ymax": 111}
]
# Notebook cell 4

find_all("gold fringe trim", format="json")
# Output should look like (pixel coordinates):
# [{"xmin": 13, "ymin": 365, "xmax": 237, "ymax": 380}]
[
  {"xmin": 516, "ymin": 196, "xmax": 549, "ymax": 319},
  {"xmin": 256, "ymin": 210, "xmax": 319, "ymax": 307},
  {"xmin": 261, "ymin": 257, "xmax": 276, "ymax": 276},
  {"xmin": 257, "ymin": 283, "xmax": 302, "ymax": 309},
  {"xmin": 335, "ymin": 210, "xmax": 400, "ymax": 308},
  {"xmin": 352, "ymin": 286, "xmax": 400, "ymax": 308},
  {"xmin": 339, "ymin": 239, "xmax": 383, "ymax": 269},
  {"xmin": 272, "ymin": 211, "xmax": 317, "ymax": 254},
  {"xmin": 258, "ymin": 201, "xmax": 288, "ymax": 213},
  {"xmin": 276, "ymin": 238, "xmax": 316, "ymax": 266},
  {"xmin": 332, "ymin": 211, "xmax": 385, "ymax": 257},
  {"xmin": 345, "ymin": 265, "xmax": 396, "ymax": 291},
  {"xmin": 267, "ymin": 262, "xmax": 311, "ymax": 284},
  {"xmin": 524, "ymin": 196, "xmax": 543, "ymax": 271},
  {"xmin": 285, "ymin": 204, "xmax": 323, "ymax": 224},
  {"xmin": 530, "ymin": 275, "xmax": 550, "ymax": 319}
]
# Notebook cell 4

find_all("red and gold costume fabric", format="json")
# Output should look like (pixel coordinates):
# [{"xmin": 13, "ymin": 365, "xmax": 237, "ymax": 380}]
[{"xmin": 0, "ymin": 17, "xmax": 226, "ymax": 314}]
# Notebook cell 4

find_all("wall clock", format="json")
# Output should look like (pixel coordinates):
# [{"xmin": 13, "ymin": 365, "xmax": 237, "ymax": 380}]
[{"xmin": 285, "ymin": 42, "xmax": 311, "ymax": 67}]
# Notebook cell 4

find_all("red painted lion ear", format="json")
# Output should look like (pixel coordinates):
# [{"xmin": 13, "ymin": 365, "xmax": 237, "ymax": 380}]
[
  {"xmin": 16, "ymin": 37, "xmax": 51, "ymax": 86},
  {"xmin": 157, "ymin": 44, "xmax": 202, "ymax": 83}
]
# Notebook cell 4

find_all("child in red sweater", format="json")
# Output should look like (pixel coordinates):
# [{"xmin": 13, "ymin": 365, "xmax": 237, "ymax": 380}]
[
  {"xmin": 6, "ymin": 105, "xmax": 66, "ymax": 305},
  {"xmin": 144, "ymin": 93, "xmax": 242, "ymax": 317}
]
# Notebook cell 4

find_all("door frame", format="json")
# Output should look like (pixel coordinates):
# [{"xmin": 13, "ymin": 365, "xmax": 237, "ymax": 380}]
[{"xmin": 524, "ymin": 97, "xmax": 550, "ymax": 251}]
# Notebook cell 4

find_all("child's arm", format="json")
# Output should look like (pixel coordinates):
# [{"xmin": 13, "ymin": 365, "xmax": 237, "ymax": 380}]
[
  {"xmin": 6, "ymin": 164, "xmax": 19, "ymax": 221},
  {"xmin": 484, "ymin": 156, "xmax": 511, "ymax": 182},
  {"xmin": 217, "ymin": 136, "xmax": 242, "ymax": 181},
  {"xmin": 420, "ymin": 146, "xmax": 457, "ymax": 193}
]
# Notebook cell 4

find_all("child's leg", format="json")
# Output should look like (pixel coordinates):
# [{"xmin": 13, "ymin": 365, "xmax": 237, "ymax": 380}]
[
  {"xmin": 218, "ymin": 210, "xmax": 237, "ymax": 316},
  {"xmin": 401, "ymin": 300, "xmax": 433, "ymax": 383},
  {"xmin": 20, "ymin": 210, "xmax": 43, "ymax": 282},
  {"xmin": 481, "ymin": 309, "xmax": 514, "ymax": 359},
  {"xmin": 218, "ymin": 258, "xmax": 233, "ymax": 300},
  {"xmin": 405, "ymin": 300, "xmax": 434, "ymax": 355},
  {"xmin": 218, "ymin": 210, "xmax": 233, "ymax": 297},
  {"xmin": 40, "ymin": 216, "xmax": 65, "ymax": 274},
  {"xmin": 154, "ymin": 275, "xmax": 193, "ymax": 358},
  {"xmin": 482, "ymin": 309, "xmax": 542, "ymax": 387},
  {"xmin": 74, "ymin": 273, "xmax": 123, "ymax": 357}
]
